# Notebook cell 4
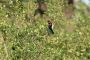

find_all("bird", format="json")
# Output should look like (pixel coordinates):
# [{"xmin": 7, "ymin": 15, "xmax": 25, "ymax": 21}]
[{"xmin": 47, "ymin": 20, "xmax": 54, "ymax": 34}]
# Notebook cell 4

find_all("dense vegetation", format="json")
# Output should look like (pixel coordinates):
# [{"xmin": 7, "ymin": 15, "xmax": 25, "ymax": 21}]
[{"xmin": 0, "ymin": 0, "xmax": 90, "ymax": 60}]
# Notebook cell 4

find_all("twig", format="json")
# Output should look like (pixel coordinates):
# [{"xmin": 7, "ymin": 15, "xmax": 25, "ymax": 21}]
[{"xmin": 1, "ymin": 30, "xmax": 9, "ymax": 60}]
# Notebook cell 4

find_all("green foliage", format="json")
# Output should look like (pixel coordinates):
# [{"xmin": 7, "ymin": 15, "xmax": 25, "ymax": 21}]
[{"xmin": 0, "ymin": 0, "xmax": 90, "ymax": 60}]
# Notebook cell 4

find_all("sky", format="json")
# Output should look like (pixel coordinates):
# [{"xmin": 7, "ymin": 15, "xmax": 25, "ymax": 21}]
[{"xmin": 81, "ymin": 0, "xmax": 90, "ymax": 6}]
